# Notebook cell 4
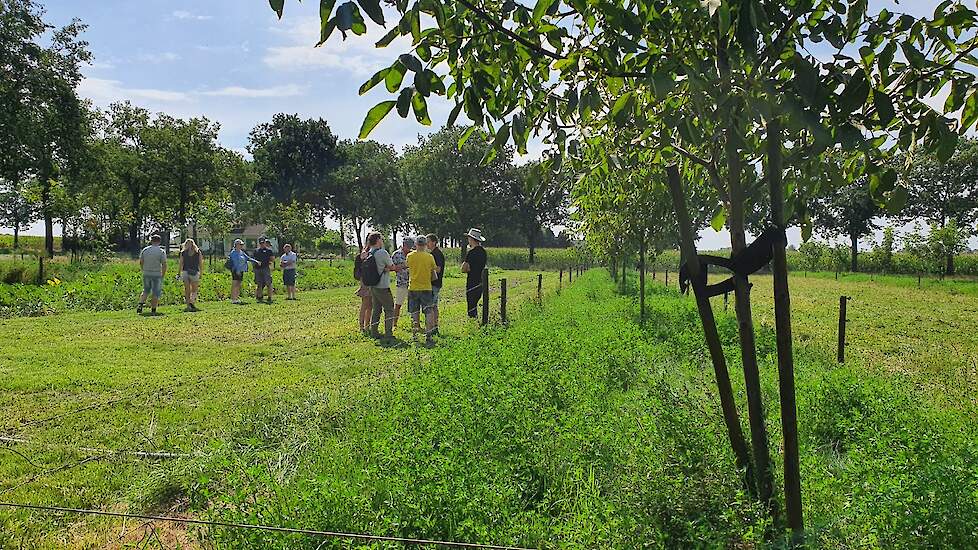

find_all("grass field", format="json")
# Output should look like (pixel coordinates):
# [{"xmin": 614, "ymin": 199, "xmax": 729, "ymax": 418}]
[
  {"xmin": 0, "ymin": 269, "xmax": 558, "ymax": 548},
  {"xmin": 2, "ymin": 268, "xmax": 976, "ymax": 548}
]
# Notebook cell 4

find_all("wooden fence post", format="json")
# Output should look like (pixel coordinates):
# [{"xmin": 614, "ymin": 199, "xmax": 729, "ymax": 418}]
[
  {"xmin": 500, "ymin": 278, "xmax": 507, "ymax": 325},
  {"xmin": 537, "ymin": 273, "xmax": 542, "ymax": 301},
  {"xmin": 724, "ymin": 291, "xmax": 729, "ymax": 312},
  {"xmin": 665, "ymin": 268, "xmax": 669, "ymax": 287},
  {"xmin": 569, "ymin": 266, "xmax": 573, "ymax": 283},
  {"xmin": 559, "ymin": 269, "xmax": 563, "ymax": 292},
  {"xmin": 837, "ymin": 296, "xmax": 849, "ymax": 363},
  {"xmin": 37, "ymin": 256, "xmax": 44, "ymax": 285},
  {"xmin": 481, "ymin": 268, "xmax": 490, "ymax": 326}
]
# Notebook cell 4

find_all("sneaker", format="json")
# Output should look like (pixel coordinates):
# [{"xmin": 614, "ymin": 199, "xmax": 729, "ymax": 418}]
[
  {"xmin": 183, "ymin": 305, "xmax": 193, "ymax": 312},
  {"xmin": 136, "ymin": 303, "xmax": 144, "ymax": 314},
  {"xmin": 190, "ymin": 304, "xmax": 199, "ymax": 312}
]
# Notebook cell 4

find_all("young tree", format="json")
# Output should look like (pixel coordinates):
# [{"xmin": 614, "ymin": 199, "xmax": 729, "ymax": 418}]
[
  {"xmin": 798, "ymin": 241, "xmax": 826, "ymax": 276},
  {"xmin": 811, "ymin": 180, "xmax": 881, "ymax": 271},
  {"xmin": 274, "ymin": 0, "xmax": 978, "ymax": 537},
  {"xmin": 0, "ymin": 179, "xmax": 37, "ymax": 249},
  {"xmin": 902, "ymin": 138, "xmax": 978, "ymax": 275}
]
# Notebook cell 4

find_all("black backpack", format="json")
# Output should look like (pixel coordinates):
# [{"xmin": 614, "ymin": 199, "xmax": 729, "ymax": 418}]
[
  {"xmin": 360, "ymin": 250, "xmax": 382, "ymax": 286},
  {"xmin": 353, "ymin": 254, "xmax": 363, "ymax": 281}
]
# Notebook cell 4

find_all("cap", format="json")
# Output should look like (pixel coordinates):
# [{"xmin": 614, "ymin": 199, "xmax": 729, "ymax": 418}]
[
  {"xmin": 233, "ymin": 238, "xmax": 244, "ymax": 245},
  {"xmin": 415, "ymin": 235, "xmax": 428, "ymax": 245},
  {"xmin": 402, "ymin": 237, "xmax": 415, "ymax": 246}
]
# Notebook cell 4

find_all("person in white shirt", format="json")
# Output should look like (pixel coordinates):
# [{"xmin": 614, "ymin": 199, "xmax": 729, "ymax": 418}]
[{"xmin": 280, "ymin": 243, "xmax": 298, "ymax": 300}]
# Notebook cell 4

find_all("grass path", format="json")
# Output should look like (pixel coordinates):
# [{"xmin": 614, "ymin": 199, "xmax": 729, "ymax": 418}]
[{"xmin": 0, "ymin": 269, "xmax": 557, "ymax": 547}]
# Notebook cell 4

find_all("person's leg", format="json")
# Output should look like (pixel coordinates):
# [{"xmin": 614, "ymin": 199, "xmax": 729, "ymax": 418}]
[
  {"xmin": 231, "ymin": 277, "xmax": 240, "ymax": 302},
  {"xmin": 138, "ymin": 276, "xmax": 149, "ymax": 313},
  {"xmin": 360, "ymin": 295, "xmax": 372, "ymax": 331},
  {"xmin": 430, "ymin": 287, "xmax": 440, "ymax": 333},
  {"xmin": 424, "ymin": 295, "xmax": 435, "ymax": 340},
  {"xmin": 183, "ymin": 279, "xmax": 192, "ymax": 308},
  {"xmin": 466, "ymin": 285, "xmax": 479, "ymax": 318},
  {"xmin": 369, "ymin": 288, "xmax": 383, "ymax": 337},
  {"xmin": 381, "ymin": 289, "xmax": 395, "ymax": 337},
  {"xmin": 150, "ymin": 276, "xmax": 162, "ymax": 312}
]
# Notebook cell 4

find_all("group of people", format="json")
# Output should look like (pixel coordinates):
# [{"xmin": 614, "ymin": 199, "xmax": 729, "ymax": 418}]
[
  {"xmin": 136, "ymin": 234, "xmax": 299, "ymax": 315},
  {"xmin": 135, "ymin": 228, "xmax": 490, "ymax": 340},
  {"xmin": 355, "ymin": 228, "xmax": 488, "ymax": 345}
]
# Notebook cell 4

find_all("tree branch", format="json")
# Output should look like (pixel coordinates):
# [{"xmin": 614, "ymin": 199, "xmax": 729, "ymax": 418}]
[{"xmin": 455, "ymin": 0, "xmax": 564, "ymax": 61}]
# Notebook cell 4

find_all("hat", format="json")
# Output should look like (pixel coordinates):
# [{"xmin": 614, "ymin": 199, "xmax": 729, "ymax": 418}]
[
  {"xmin": 465, "ymin": 228, "xmax": 485, "ymax": 242},
  {"xmin": 258, "ymin": 236, "xmax": 269, "ymax": 243},
  {"xmin": 402, "ymin": 236, "xmax": 415, "ymax": 246},
  {"xmin": 233, "ymin": 238, "xmax": 244, "ymax": 245},
  {"xmin": 415, "ymin": 235, "xmax": 428, "ymax": 245}
]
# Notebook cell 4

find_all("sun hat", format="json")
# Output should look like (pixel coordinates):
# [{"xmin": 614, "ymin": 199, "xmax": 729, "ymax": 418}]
[
  {"xmin": 466, "ymin": 228, "xmax": 485, "ymax": 242},
  {"xmin": 233, "ymin": 238, "xmax": 244, "ymax": 245}
]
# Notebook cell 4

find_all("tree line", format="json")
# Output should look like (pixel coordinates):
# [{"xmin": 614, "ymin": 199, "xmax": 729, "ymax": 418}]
[{"xmin": 0, "ymin": 1, "xmax": 572, "ymax": 261}]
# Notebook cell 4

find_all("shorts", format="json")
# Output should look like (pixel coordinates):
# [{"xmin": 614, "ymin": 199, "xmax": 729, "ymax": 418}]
[
  {"xmin": 254, "ymin": 267, "xmax": 272, "ymax": 286},
  {"xmin": 431, "ymin": 285, "xmax": 441, "ymax": 303},
  {"xmin": 283, "ymin": 269, "xmax": 296, "ymax": 286},
  {"xmin": 395, "ymin": 285, "xmax": 409, "ymax": 306},
  {"xmin": 142, "ymin": 274, "xmax": 163, "ymax": 298},
  {"xmin": 181, "ymin": 271, "xmax": 200, "ymax": 283},
  {"xmin": 407, "ymin": 290, "xmax": 434, "ymax": 314},
  {"xmin": 231, "ymin": 271, "xmax": 244, "ymax": 282},
  {"xmin": 356, "ymin": 282, "xmax": 371, "ymax": 298}
]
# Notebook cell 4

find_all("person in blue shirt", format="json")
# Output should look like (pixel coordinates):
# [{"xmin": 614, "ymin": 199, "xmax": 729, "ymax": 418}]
[{"xmin": 228, "ymin": 239, "xmax": 258, "ymax": 304}]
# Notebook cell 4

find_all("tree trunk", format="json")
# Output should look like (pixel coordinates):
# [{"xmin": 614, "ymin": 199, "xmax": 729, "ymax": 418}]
[
  {"xmin": 946, "ymin": 252, "xmax": 955, "ymax": 276},
  {"xmin": 850, "ymin": 232, "xmax": 859, "ymax": 272},
  {"xmin": 766, "ymin": 119, "xmax": 804, "ymax": 538},
  {"xmin": 354, "ymin": 218, "xmax": 364, "ymax": 250},
  {"xmin": 13, "ymin": 222, "xmax": 19, "ymax": 249},
  {"xmin": 42, "ymin": 189, "xmax": 54, "ymax": 258},
  {"xmin": 725, "ymin": 114, "xmax": 774, "ymax": 511},
  {"xmin": 528, "ymin": 232, "xmax": 536, "ymax": 265},
  {"xmin": 639, "ymin": 234, "xmax": 647, "ymax": 325},
  {"xmin": 665, "ymin": 164, "xmax": 752, "ymax": 479}
]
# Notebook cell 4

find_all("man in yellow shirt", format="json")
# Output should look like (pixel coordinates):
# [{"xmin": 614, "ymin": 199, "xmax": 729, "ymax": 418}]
[{"xmin": 406, "ymin": 235, "xmax": 439, "ymax": 345}]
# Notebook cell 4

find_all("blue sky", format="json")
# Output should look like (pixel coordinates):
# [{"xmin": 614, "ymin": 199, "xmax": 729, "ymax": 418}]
[{"xmin": 28, "ymin": 0, "xmax": 956, "ymax": 247}]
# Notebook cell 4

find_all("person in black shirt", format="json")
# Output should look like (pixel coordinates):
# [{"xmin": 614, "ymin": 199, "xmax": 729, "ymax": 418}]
[
  {"xmin": 253, "ymin": 237, "xmax": 276, "ymax": 303},
  {"xmin": 426, "ymin": 233, "xmax": 446, "ymax": 334},
  {"xmin": 461, "ymin": 228, "xmax": 487, "ymax": 318}
]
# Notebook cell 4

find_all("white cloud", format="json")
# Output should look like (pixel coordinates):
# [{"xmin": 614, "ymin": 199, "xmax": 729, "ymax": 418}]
[
  {"xmin": 200, "ymin": 84, "xmax": 307, "ymax": 98},
  {"xmin": 172, "ymin": 10, "xmax": 213, "ymax": 21},
  {"xmin": 136, "ymin": 52, "xmax": 181, "ymax": 63},
  {"xmin": 79, "ymin": 76, "xmax": 192, "ymax": 103},
  {"xmin": 263, "ymin": 16, "xmax": 410, "ymax": 76}
]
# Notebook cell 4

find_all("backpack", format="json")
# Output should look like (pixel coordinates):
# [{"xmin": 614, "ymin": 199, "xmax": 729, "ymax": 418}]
[
  {"xmin": 353, "ymin": 254, "xmax": 363, "ymax": 281},
  {"xmin": 360, "ymin": 250, "xmax": 382, "ymax": 287}
]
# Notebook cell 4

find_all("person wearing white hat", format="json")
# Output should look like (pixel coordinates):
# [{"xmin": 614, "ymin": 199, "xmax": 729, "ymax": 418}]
[{"xmin": 461, "ymin": 228, "xmax": 487, "ymax": 318}]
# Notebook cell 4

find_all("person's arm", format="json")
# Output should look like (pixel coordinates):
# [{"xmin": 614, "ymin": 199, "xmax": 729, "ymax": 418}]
[
  {"xmin": 177, "ymin": 254, "xmax": 184, "ymax": 273},
  {"xmin": 198, "ymin": 253, "xmax": 204, "ymax": 275},
  {"xmin": 160, "ymin": 253, "xmax": 167, "ymax": 277}
]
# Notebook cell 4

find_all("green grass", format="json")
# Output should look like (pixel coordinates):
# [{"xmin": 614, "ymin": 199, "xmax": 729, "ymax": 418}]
[
  {"xmin": 0, "ymin": 268, "xmax": 557, "ymax": 548},
  {"xmin": 3, "ymin": 268, "xmax": 976, "ymax": 548}
]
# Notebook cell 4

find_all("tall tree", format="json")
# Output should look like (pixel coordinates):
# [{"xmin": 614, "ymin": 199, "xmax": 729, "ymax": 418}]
[
  {"xmin": 0, "ymin": 178, "xmax": 36, "ymax": 248},
  {"xmin": 0, "ymin": 0, "xmax": 91, "ymax": 256},
  {"xmin": 510, "ymin": 159, "xmax": 569, "ymax": 264},
  {"xmin": 811, "ymin": 180, "xmax": 881, "ymax": 271},
  {"xmin": 98, "ymin": 101, "xmax": 153, "ymax": 254},
  {"xmin": 331, "ymin": 139, "xmax": 403, "ymax": 249},
  {"xmin": 247, "ymin": 113, "xmax": 341, "ymax": 205},
  {"xmin": 902, "ymin": 138, "xmax": 978, "ymax": 275},
  {"xmin": 400, "ymin": 126, "xmax": 512, "ymax": 256}
]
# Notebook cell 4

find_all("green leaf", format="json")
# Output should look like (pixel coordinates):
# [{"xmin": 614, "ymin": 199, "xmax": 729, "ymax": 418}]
[
  {"xmin": 610, "ymin": 92, "xmax": 634, "ymax": 126},
  {"xmin": 396, "ymin": 87, "xmax": 413, "ymax": 118},
  {"xmin": 317, "ymin": 20, "xmax": 337, "ymax": 46},
  {"xmin": 412, "ymin": 92, "xmax": 431, "ymax": 125},
  {"xmin": 358, "ymin": 101, "xmax": 395, "ymax": 138},
  {"xmin": 838, "ymin": 70, "xmax": 870, "ymax": 114},
  {"xmin": 710, "ymin": 208, "xmax": 727, "ymax": 232},
  {"xmin": 447, "ymin": 102, "xmax": 464, "ymax": 126},
  {"xmin": 532, "ymin": 0, "xmax": 557, "ymax": 23},
  {"xmin": 385, "ymin": 62, "xmax": 405, "ymax": 93},
  {"xmin": 336, "ymin": 2, "xmax": 354, "ymax": 31},
  {"xmin": 414, "ymin": 70, "xmax": 431, "ymax": 97},
  {"xmin": 398, "ymin": 53, "xmax": 422, "ymax": 73},
  {"xmin": 874, "ymin": 90, "xmax": 895, "ymax": 126},
  {"xmin": 492, "ymin": 122, "xmax": 510, "ymax": 150},
  {"xmin": 356, "ymin": 0, "xmax": 384, "ymax": 25},
  {"xmin": 359, "ymin": 67, "xmax": 390, "ymax": 95},
  {"xmin": 886, "ymin": 185, "xmax": 908, "ymax": 215},
  {"xmin": 458, "ymin": 126, "xmax": 478, "ymax": 149},
  {"xmin": 269, "ymin": 0, "xmax": 285, "ymax": 18},
  {"xmin": 375, "ymin": 25, "xmax": 400, "ymax": 48},
  {"xmin": 963, "ymin": 90, "xmax": 978, "ymax": 129}
]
